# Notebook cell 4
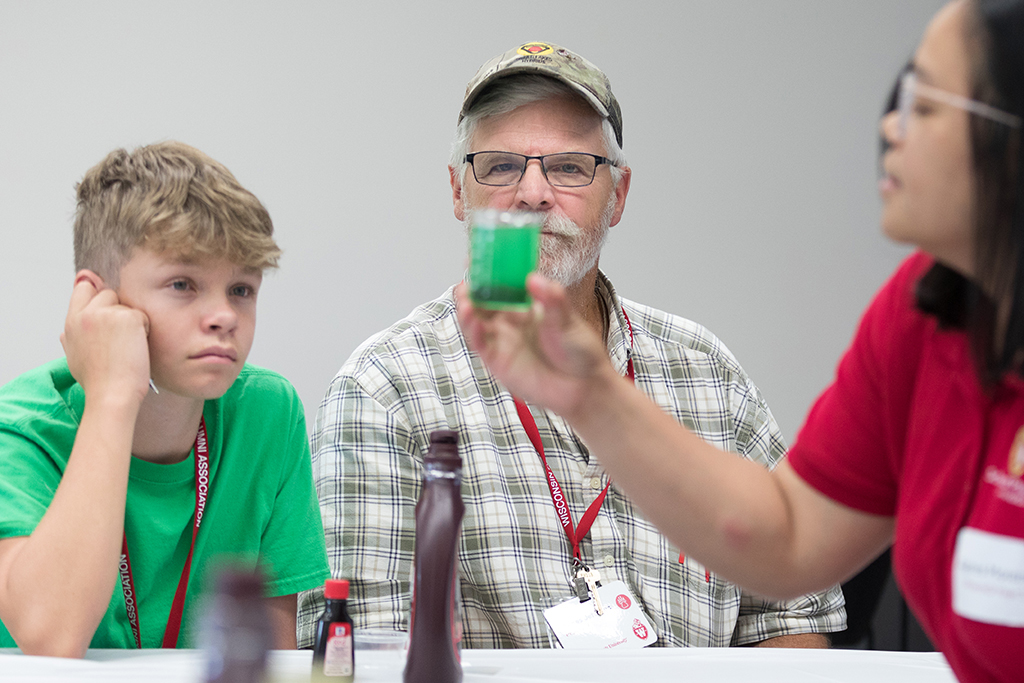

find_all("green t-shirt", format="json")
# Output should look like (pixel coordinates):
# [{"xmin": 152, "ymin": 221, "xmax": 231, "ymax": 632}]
[{"xmin": 0, "ymin": 359, "xmax": 329, "ymax": 648}]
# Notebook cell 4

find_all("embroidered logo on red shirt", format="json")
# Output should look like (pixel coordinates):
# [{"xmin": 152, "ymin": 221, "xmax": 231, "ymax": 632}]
[
  {"xmin": 1010, "ymin": 425, "xmax": 1024, "ymax": 478},
  {"xmin": 985, "ymin": 466, "xmax": 1024, "ymax": 508}
]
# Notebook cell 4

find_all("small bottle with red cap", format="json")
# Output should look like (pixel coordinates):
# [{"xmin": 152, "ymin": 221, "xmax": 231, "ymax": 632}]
[{"xmin": 312, "ymin": 578, "xmax": 355, "ymax": 682}]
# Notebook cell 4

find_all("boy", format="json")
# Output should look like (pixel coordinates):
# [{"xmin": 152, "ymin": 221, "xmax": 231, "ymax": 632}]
[{"xmin": 0, "ymin": 141, "xmax": 328, "ymax": 656}]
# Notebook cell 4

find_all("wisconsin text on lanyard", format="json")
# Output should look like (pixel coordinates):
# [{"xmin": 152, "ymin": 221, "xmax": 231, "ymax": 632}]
[
  {"xmin": 548, "ymin": 467, "xmax": 572, "ymax": 528},
  {"xmin": 118, "ymin": 417, "xmax": 210, "ymax": 648},
  {"xmin": 513, "ymin": 307, "xmax": 635, "ymax": 611}
]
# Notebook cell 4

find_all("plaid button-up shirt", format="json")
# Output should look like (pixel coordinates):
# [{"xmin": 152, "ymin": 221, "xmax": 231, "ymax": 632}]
[{"xmin": 297, "ymin": 273, "xmax": 846, "ymax": 648}]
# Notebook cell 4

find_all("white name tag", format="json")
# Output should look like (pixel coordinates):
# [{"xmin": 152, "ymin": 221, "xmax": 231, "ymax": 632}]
[
  {"xmin": 543, "ymin": 580, "xmax": 658, "ymax": 649},
  {"xmin": 952, "ymin": 527, "xmax": 1024, "ymax": 627}
]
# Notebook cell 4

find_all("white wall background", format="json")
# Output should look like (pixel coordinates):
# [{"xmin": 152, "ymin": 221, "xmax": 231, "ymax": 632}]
[{"xmin": 0, "ymin": 1, "xmax": 945, "ymax": 444}]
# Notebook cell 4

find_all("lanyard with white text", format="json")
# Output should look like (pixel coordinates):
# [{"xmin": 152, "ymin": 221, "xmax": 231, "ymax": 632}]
[
  {"xmin": 512, "ymin": 307, "xmax": 634, "ymax": 560},
  {"xmin": 118, "ymin": 417, "xmax": 210, "ymax": 648}
]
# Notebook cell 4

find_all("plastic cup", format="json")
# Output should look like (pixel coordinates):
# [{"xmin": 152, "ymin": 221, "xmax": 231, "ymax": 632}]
[
  {"xmin": 468, "ymin": 209, "xmax": 541, "ymax": 311},
  {"xmin": 353, "ymin": 629, "xmax": 407, "ymax": 676},
  {"xmin": 353, "ymin": 629, "xmax": 407, "ymax": 651}
]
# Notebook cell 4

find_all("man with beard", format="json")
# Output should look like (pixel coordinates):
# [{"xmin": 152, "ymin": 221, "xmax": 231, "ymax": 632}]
[{"xmin": 297, "ymin": 43, "xmax": 845, "ymax": 649}]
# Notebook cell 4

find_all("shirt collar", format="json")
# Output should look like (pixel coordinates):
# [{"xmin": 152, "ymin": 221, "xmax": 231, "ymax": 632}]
[{"xmin": 595, "ymin": 271, "xmax": 633, "ymax": 378}]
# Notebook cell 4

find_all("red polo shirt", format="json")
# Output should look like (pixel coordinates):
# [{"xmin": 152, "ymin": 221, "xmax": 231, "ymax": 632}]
[{"xmin": 789, "ymin": 252, "xmax": 1024, "ymax": 683}]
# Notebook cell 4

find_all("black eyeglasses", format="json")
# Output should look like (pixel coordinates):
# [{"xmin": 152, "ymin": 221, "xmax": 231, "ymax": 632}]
[{"xmin": 465, "ymin": 151, "xmax": 613, "ymax": 187}]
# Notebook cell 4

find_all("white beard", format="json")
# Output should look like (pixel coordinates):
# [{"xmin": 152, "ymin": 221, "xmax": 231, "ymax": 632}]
[{"xmin": 462, "ymin": 190, "xmax": 617, "ymax": 287}]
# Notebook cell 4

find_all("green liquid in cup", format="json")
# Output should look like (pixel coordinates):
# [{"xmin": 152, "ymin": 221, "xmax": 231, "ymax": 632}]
[{"xmin": 469, "ymin": 222, "xmax": 541, "ymax": 311}]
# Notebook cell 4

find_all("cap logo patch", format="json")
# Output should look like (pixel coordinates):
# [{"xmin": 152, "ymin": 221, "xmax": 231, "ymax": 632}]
[{"xmin": 518, "ymin": 43, "xmax": 553, "ymax": 56}]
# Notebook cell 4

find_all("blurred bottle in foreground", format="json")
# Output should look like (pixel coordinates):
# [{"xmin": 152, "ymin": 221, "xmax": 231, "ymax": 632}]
[
  {"xmin": 403, "ymin": 430, "xmax": 465, "ymax": 683},
  {"xmin": 312, "ymin": 578, "xmax": 355, "ymax": 682},
  {"xmin": 201, "ymin": 567, "xmax": 272, "ymax": 683}
]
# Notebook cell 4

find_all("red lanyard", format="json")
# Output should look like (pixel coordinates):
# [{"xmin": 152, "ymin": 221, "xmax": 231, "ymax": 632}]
[
  {"xmin": 118, "ymin": 417, "xmax": 210, "ymax": 648},
  {"xmin": 512, "ymin": 307, "xmax": 634, "ymax": 560},
  {"xmin": 515, "ymin": 397, "xmax": 611, "ymax": 559}
]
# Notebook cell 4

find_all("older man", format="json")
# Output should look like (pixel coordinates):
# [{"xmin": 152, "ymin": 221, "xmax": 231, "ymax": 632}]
[{"xmin": 297, "ymin": 42, "xmax": 845, "ymax": 649}]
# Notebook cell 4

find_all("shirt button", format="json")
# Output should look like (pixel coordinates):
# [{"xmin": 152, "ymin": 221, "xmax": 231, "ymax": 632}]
[
  {"xmin": 590, "ymin": 477, "xmax": 602, "ymax": 490},
  {"xmin": 603, "ymin": 555, "xmax": 615, "ymax": 567}
]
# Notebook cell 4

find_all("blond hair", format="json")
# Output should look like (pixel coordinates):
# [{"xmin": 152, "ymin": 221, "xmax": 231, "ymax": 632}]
[{"xmin": 73, "ymin": 141, "xmax": 280, "ymax": 284}]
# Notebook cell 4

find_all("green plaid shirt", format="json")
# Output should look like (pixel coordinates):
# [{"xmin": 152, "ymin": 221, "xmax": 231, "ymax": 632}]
[{"xmin": 297, "ymin": 273, "xmax": 845, "ymax": 648}]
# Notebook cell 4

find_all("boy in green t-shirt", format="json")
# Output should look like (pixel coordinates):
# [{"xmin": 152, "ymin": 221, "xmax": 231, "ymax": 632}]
[{"xmin": 0, "ymin": 141, "xmax": 328, "ymax": 656}]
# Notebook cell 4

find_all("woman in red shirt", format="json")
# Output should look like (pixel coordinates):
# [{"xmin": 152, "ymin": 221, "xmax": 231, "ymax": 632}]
[{"xmin": 458, "ymin": 1, "xmax": 1024, "ymax": 681}]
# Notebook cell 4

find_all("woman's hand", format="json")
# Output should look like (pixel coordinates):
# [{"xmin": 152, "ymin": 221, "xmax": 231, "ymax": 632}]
[{"xmin": 456, "ymin": 273, "xmax": 615, "ymax": 419}]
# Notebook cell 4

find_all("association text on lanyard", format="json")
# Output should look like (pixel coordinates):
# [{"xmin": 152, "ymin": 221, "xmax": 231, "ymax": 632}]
[{"xmin": 118, "ymin": 417, "xmax": 210, "ymax": 648}]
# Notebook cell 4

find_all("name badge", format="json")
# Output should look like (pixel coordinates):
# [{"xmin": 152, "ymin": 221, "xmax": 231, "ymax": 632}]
[
  {"xmin": 543, "ymin": 580, "xmax": 658, "ymax": 649},
  {"xmin": 952, "ymin": 527, "xmax": 1024, "ymax": 627}
]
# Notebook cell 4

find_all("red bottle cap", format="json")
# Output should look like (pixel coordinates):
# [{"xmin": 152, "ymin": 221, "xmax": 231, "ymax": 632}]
[{"xmin": 324, "ymin": 579, "xmax": 349, "ymax": 600}]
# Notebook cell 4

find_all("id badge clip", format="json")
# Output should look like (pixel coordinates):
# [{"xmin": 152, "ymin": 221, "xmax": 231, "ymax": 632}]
[{"xmin": 544, "ymin": 563, "xmax": 657, "ymax": 649}]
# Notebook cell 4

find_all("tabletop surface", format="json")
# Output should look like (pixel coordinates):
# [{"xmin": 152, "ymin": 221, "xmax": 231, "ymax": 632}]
[{"xmin": 0, "ymin": 647, "xmax": 958, "ymax": 683}]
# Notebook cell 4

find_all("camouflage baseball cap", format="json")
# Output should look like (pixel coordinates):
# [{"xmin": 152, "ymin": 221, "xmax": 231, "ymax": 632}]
[{"xmin": 459, "ymin": 42, "xmax": 623, "ymax": 148}]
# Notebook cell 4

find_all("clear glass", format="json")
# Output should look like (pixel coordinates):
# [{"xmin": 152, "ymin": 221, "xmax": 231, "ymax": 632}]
[
  {"xmin": 467, "ymin": 209, "xmax": 541, "ymax": 311},
  {"xmin": 353, "ymin": 629, "xmax": 408, "ymax": 677},
  {"xmin": 466, "ymin": 151, "xmax": 611, "ymax": 187},
  {"xmin": 896, "ymin": 71, "xmax": 1021, "ymax": 140}
]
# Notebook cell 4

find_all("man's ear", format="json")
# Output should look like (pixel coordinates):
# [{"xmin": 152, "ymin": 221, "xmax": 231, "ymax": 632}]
[
  {"xmin": 608, "ymin": 166, "xmax": 632, "ymax": 228},
  {"xmin": 74, "ymin": 269, "xmax": 107, "ymax": 291},
  {"xmin": 449, "ymin": 165, "xmax": 467, "ymax": 222}
]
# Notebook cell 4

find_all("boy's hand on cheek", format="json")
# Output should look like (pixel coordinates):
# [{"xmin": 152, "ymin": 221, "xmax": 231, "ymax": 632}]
[{"xmin": 61, "ymin": 277, "xmax": 151, "ymax": 408}]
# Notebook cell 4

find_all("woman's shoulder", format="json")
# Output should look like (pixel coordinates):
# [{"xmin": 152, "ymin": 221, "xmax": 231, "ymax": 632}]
[{"xmin": 858, "ymin": 251, "xmax": 937, "ymax": 350}]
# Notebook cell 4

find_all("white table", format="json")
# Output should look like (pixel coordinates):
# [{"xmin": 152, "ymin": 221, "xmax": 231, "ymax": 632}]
[{"xmin": 0, "ymin": 647, "xmax": 958, "ymax": 683}]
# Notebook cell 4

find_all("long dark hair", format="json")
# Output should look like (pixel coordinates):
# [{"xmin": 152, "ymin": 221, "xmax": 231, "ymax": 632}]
[{"xmin": 911, "ymin": 0, "xmax": 1024, "ymax": 386}]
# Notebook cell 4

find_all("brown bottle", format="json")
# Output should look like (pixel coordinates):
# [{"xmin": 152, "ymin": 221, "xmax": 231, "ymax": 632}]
[
  {"xmin": 201, "ymin": 568, "xmax": 271, "ymax": 683},
  {"xmin": 403, "ymin": 430, "xmax": 464, "ymax": 683}
]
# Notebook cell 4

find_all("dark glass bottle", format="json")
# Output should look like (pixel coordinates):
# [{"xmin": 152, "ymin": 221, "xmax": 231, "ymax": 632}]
[
  {"xmin": 403, "ymin": 430, "xmax": 465, "ymax": 683},
  {"xmin": 201, "ymin": 568, "xmax": 272, "ymax": 683},
  {"xmin": 312, "ymin": 579, "xmax": 355, "ymax": 682}
]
